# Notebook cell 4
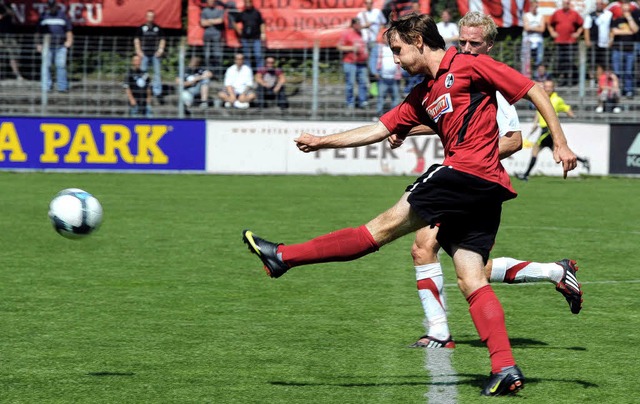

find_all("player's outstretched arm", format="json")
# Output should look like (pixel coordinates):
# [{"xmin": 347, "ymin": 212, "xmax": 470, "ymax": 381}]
[
  {"xmin": 295, "ymin": 121, "xmax": 391, "ymax": 153},
  {"xmin": 525, "ymin": 85, "xmax": 577, "ymax": 177}
]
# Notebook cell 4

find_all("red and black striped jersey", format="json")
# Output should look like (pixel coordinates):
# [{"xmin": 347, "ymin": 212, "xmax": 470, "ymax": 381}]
[{"xmin": 380, "ymin": 47, "xmax": 534, "ymax": 194}]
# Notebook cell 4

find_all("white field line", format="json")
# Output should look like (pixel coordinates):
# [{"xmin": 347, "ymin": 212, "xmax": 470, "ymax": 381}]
[{"xmin": 424, "ymin": 349, "xmax": 458, "ymax": 404}]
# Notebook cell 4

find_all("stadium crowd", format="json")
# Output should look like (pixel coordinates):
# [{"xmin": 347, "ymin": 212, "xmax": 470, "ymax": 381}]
[{"xmin": 0, "ymin": 1, "xmax": 639, "ymax": 117}]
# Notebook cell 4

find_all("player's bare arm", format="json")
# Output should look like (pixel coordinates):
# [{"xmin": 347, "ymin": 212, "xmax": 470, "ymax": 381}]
[
  {"xmin": 387, "ymin": 125, "xmax": 435, "ymax": 149},
  {"xmin": 498, "ymin": 131, "xmax": 522, "ymax": 159},
  {"xmin": 295, "ymin": 121, "xmax": 391, "ymax": 153},
  {"xmin": 525, "ymin": 84, "xmax": 577, "ymax": 176}
]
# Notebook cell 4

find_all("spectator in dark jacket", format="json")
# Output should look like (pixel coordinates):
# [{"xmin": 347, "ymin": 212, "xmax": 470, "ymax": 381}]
[
  {"xmin": 37, "ymin": 0, "xmax": 73, "ymax": 92},
  {"xmin": 231, "ymin": 0, "xmax": 265, "ymax": 68}
]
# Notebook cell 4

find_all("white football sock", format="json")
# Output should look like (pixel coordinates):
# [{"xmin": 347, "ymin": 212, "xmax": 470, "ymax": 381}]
[
  {"xmin": 491, "ymin": 257, "xmax": 563, "ymax": 284},
  {"xmin": 416, "ymin": 263, "xmax": 451, "ymax": 340}
]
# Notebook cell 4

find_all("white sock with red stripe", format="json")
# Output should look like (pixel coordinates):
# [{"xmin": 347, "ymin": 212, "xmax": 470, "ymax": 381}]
[
  {"xmin": 416, "ymin": 263, "xmax": 451, "ymax": 340},
  {"xmin": 490, "ymin": 257, "xmax": 563, "ymax": 284}
]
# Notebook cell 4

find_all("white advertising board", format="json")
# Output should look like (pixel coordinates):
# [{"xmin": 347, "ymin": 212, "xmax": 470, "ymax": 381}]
[{"xmin": 207, "ymin": 120, "xmax": 610, "ymax": 176}]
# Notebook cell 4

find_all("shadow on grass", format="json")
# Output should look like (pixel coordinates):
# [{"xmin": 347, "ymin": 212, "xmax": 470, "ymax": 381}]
[
  {"xmin": 270, "ymin": 375, "xmax": 598, "ymax": 390},
  {"xmin": 87, "ymin": 371, "xmax": 136, "ymax": 377},
  {"xmin": 455, "ymin": 337, "xmax": 587, "ymax": 351}
]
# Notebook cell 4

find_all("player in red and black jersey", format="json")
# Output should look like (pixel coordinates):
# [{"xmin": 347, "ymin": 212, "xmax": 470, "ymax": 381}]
[{"xmin": 242, "ymin": 13, "xmax": 577, "ymax": 396}]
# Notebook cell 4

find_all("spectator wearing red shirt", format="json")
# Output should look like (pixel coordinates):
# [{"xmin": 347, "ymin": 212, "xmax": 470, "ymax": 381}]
[
  {"xmin": 337, "ymin": 18, "xmax": 369, "ymax": 111},
  {"xmin": 548, "ymin": 0, "xmax": 583, "ymax": 86}
]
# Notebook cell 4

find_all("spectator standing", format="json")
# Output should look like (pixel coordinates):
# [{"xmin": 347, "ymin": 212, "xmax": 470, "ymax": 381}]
[
  {"xmin": 548, "ymin": 0, "xmax": 583, "ymax": 86},
  {"xmin": 124, "ymin": 55, "xmax": 152, "ymax": 118},
  {"xmin": 134, "ymin": 10, "xmax": 166, "ymax": 103},
  {"xmin": 37, "ymin": 0, "xmax": 72, "ymax": 92},
  {"xmin": 370, "ymin": 35, "xmax": 402, "ymax": 115},
  {"xmin": 200, "ymin": 0, "xmax": 226, "ymax": 80},
  {"xmin": 337, "ymin": 18, "xmax": 369, "ymax": 111},
  {"xmin": 0, "ymin": 0, "xmax": 24, "ymax": 80},
  {"xmin": 521, "ymin": 0, "xmax": 545, "ymax": 76},
  {"xmin": 255, "ymin": 56, "xmax": 289, "ymax": 111},
  {"xmin": 436, "ymin": 9, "xmax": 459, "ymax": 49},
  {"xmin": 232, "ymin": 0, "xmax": 265, "ymax": 69},
  {"xmin": 177, "ymin": 55, "xmax": 213, "ymax": 115},
  {"xmin": 584, "ymin": 0, "xmax": 613, "ymax": 82},
  {"xmin": 358, "ymin": 0, "xmax": 387, "ymax": 98},
  {"xmin": 596, "ymin": 68, "xmax": 622, "ymax": 112},
  {"xmin": 610, "ymin": 0, "xmax": 640, "ymax": 98},
  {"xmin": 218, "ymin": 53, "xmax": 255, "ymax": 109},
  {"xmin": 357, "ymin": 0, "xmax": 387, "ymax": 54}
]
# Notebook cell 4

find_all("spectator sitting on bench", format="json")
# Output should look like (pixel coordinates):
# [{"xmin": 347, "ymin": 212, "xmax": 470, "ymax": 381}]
[
  {"xmin": 218, "ymin": 53, "xmax": 255, "ymax": 109},
  {"xmin": 596, "ymin": 68, "xmax": 621, "ymax": 113},
  {"xmin": 177, "ymin": 55, "xmax": 212, "ymax": 114},
  {"xmin": 255, "ymin": 56, "xmax": 289, "ymax": 111}
]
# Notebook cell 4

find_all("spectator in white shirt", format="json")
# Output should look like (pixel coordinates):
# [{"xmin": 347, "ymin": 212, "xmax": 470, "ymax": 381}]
[
  {"xmin": 218, "ymin": 53, "xmax": 256, "ymax": 109},
  {"xmin": 522, "ymin": 0, "xmax": 546, "ymax": 74},
  {"xmin": 584, "ymin": 0, "xmax": 613, "ymax": 79},
  {"xmin": 357, "ymin": 0, "xmax": 387, "ymax": 54},
  {"xmin": 436, "ymin": 9, "xmax": 459, "ymax": 49}
]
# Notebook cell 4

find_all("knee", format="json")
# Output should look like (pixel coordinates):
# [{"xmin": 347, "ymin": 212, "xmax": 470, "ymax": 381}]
[{"xmin": 411, "ymin": 237, "xmax": 439, "ymax": 266}]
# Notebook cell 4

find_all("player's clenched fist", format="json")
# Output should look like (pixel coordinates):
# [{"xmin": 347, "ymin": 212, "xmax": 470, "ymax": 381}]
[{"xmin": 295, "ymin": 133, "xmax": 321, "ymax": 153}]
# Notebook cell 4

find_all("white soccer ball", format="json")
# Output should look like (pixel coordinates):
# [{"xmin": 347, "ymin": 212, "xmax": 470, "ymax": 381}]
[{"xmin": 48, "ymin": 188, "xmax": 103, "ymax": 239}]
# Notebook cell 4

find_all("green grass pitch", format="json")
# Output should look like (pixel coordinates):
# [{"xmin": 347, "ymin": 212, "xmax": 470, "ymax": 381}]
[{"xmin": 1, "ymin": 172, "xmax": 639, "ymax": 403}]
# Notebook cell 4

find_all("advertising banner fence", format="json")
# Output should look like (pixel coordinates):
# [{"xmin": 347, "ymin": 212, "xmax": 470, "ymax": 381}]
[
  {"xmin": 609, "ymin": 124, "xmax": 640, "ymax": 175},
  {"xmin": 206, "ymin": 120, "xmax": 610, "ymax": 177},
  {"xmin": 0, "ymin": 117, "xmax": 206, "ymax": 171}
]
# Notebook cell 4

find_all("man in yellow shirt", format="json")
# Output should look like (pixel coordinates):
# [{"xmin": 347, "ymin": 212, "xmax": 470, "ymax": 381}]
[{"xmin": 517, "ymin": 79, "xmax": 590, "ymax": 180}]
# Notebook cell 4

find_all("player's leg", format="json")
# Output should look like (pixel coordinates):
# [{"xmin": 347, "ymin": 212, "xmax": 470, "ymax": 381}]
[
  {"xmin": 486, "ymin": 257, "xmax": 583, "ymax": 314},
  {"xmin": 410, "ymin": 226, "xmax": 454, "ymax": 348},
  {"xmin": 243, "ymin": 192, "xmax": 427, "ymax": 277},
  {"xmin": 519, "ymin": 130, "xmax": 550, "ymax": 180},
  {"xmin": 453, "ymin": 246, "xmax": 524, "ymax": 396},
  {"xmin": 576, "ymin": 155, "xmax": 590, "ymax": 173},
  {"xmin": 520, "ymin": 142, "xmax": 540, "ymax": 179}
]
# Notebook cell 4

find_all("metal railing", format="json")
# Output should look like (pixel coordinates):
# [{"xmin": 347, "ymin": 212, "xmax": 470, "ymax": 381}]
[{"xmin": 0, "ymin": 33, "xmax": 638, "ymax": 122}]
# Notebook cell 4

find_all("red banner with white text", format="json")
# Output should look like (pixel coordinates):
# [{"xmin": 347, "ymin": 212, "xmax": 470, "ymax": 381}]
[
  {"xmin": 5, "ymin": 0, "xmax": 181, "ymax": 29},
  {"xmin": 188, "ymin": 0, "xmax": 430, "ymax": 49}
]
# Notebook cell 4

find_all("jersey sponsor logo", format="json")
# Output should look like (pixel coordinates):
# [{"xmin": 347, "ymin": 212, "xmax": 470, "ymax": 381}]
[
  {"xmin": 425, "ymin": 93, "xmax": 453, "ymax": 123},
  {"xmin": 444, "ymin": 73, "xmax": 454, "ymax": 88},
  {"xmin": 626, "ymin": 131, "xmax": 640, "ymax": 167}
]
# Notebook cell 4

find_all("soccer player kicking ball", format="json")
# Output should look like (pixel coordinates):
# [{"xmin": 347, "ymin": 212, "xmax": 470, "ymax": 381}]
[
  {"xmin": 243, "ymin": 13, "xmax": 577, "ymax": 396},
  {"xmin": 385, "ymin": 12, "xmax": 583, "ymax": 351}
]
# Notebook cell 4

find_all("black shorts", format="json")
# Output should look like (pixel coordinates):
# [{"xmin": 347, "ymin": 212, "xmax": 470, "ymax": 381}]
[
  {"xmin": 537, "ymin": 127, "xmax": 553, "ymax": 149},
  {"xmin": 406, "ymin": 164, "xmax": 516, "ymax": 263}
]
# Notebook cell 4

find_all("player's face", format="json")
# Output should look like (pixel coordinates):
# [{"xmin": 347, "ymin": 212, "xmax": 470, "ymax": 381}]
[
  {"xmin": 388, "ymin": 33, "xmax": 425, "ymax": 76},
  {"xmin": 543, "ymin": 80, "xmax": 555, "ymax": 95},
  {"xmin": 458, "ymin": 26, "xmax": 492, "ymax": 55}
]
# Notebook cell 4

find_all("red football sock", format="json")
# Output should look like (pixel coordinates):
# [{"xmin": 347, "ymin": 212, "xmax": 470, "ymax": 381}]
[
  {"xmin": 279, "ymin": 225, "xmax": 379, "ymax": 268},
  {"xmin": 467, "ymin": 285, "xmax": 515, "ymax": 373}
]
